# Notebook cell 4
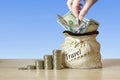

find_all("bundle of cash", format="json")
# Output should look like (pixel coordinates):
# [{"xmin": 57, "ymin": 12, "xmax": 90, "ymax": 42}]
[{"xmin": 57, "ymin": 11, "xmax": 99, "ymax": 34}]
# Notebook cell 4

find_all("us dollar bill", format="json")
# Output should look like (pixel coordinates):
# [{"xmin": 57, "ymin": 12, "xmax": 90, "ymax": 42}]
[
  {"xmin": 57, "ymin": 11, "xmax": 99, "ymax": 34},
  {"xmin": 85, "ymin": 19, "xmax": 99, "ymax": 33}
]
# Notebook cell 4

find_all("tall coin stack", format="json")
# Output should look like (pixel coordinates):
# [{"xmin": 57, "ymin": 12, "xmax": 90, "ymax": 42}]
[
  {"xmin": 44, "ymin": 55, "xmax": 53, "ymax": 70},
  {"xmin": 35, "ymin": 60, "xmax": 44, "ymax": 70},
  {"xmin": 53, "ymin": 50, "xmax": 63, "ymax": 70}
]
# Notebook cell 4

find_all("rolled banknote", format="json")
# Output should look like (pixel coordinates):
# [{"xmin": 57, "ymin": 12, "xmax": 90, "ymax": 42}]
[{"xmin": 57, "ymin": 11, "xmax": 99, "ymax": 34}]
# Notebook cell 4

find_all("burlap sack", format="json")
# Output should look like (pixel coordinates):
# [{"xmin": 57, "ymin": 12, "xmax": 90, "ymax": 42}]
[{"xmin": 61, "ymin": 31, "xmax": 102, "ymax": 69}]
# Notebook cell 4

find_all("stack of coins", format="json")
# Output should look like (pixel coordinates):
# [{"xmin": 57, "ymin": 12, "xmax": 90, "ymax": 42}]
[
  {"xmin": 18, "ymin": 67, "xmax": 27, "ymax": 70},
  {"xmin": 53, "ymin": 50, "xmax": 63, "ymax": 70},
  {"xmin": 35, "ymin": 60, "xmax": 44, "ymax": 70},
  {"xmin": 44, "ymin": 55, "xmax": 53, "ymax": 70},
  {"xmin": 27, "ymin": 65, "xmax": 36, "ymax": 70}
]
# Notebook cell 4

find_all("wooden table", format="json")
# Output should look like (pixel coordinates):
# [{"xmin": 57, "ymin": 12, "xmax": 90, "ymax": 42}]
[{"xmin": 0, "ymin": 59, "xmax": 120, "ymax": 80}]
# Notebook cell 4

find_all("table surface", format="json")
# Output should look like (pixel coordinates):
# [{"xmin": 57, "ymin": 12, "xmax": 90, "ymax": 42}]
[{"xmin": 0, "ymin": 59, "xmax": 120, "ymax": 80}]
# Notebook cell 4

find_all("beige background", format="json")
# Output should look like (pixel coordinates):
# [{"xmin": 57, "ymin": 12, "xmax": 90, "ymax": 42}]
[{"xmin": 0, "ymin": 59, "xmax": 120, "ymax": 80}]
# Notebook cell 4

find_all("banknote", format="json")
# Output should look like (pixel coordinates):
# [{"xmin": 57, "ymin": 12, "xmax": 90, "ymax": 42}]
[
  {"xmin": 57, "ymin": 14, "xmax": 72, "ymax": 31},
  {"xmin": 57, "ymin": 11, "xmax": 99, "ymax": 34},
  {"xmin": 85, "ymin": 19, "xmax": 99, "ymax": 33}
]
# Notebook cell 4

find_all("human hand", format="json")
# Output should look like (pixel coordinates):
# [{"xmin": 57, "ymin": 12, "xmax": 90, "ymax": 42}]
[{"xmin": 67, "ymin": 0, "xmax": 97, "ymax": 20}]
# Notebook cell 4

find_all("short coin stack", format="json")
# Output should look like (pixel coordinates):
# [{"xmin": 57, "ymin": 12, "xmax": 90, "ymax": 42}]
[
  {"xmin": 44, "ymin": 55, "xmax": 53, "ymax": 70},
  {"xmin": 35, "ymin": 60, "xmax": 44, "ymax": 69},
  {"xmin": 27, "ymin": 65, "xmax": 36, "ymax": 70}
]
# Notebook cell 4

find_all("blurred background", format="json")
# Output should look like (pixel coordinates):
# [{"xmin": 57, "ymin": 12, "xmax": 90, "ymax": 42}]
[{"xmin": 0, "ymin": 0, "xmax": 120, "ymax": 59}]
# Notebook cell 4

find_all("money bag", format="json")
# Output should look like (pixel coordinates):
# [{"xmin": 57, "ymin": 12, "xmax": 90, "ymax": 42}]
[{"xmin": 61, "ymin": 31, "xmax": 102, "ymax": 69}]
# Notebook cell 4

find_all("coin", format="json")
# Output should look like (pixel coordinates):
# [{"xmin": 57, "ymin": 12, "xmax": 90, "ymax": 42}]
[
  {"xmin": 27, "ymin": 65, "xmax": 36, "ymax": 70},
  {"xmin": 35, "ymin": 60, "xmax": 44, "ymax": 69},
  {"xmin": 18, "ymin": 67, "xmax": 27, "ymax": 70},
  {"xmin": 53, "ymin": 50, "xmax": 63, "ymax": 70},
  {"xmin": 44, "ymin": 55, "xmax": 53, "ymax": 70}
]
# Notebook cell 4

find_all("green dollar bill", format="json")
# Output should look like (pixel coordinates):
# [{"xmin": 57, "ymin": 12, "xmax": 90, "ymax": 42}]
[
  {"xmin": 57, "ymin": 11, "xmax": 99, "ymax": 34},
  {"xmin": 57, "ymin": 14, "xmax": 76, "ymax": 33}
]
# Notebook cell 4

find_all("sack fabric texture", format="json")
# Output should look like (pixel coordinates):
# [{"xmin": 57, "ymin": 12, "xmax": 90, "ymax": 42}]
[{"xmin": 61, "ymin": 31, "xmax": 102, "ymax": 69}]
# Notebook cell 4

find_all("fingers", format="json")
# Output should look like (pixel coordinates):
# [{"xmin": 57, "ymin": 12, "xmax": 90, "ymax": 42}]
[
  {"xmin": 79, "ymin": 4, "xmax": 89, "ymax": 20},
  {"xmin": 67, "ymin": 0, "xmax": 73, "ymax": 11},
  {"xmin": 79, "ymin": 0, "xmax": 97, "ymax": 20},
  {"xmin": 72, "ymin": 0, "xmax": 80, "ymax": 18},
  {"xmin": 67, "ymin": 0, "xmax": 97, "ymax": 20},
  {"xmin": 67, "ymin": 0, "xmax": 80, "ymax": 18}
]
